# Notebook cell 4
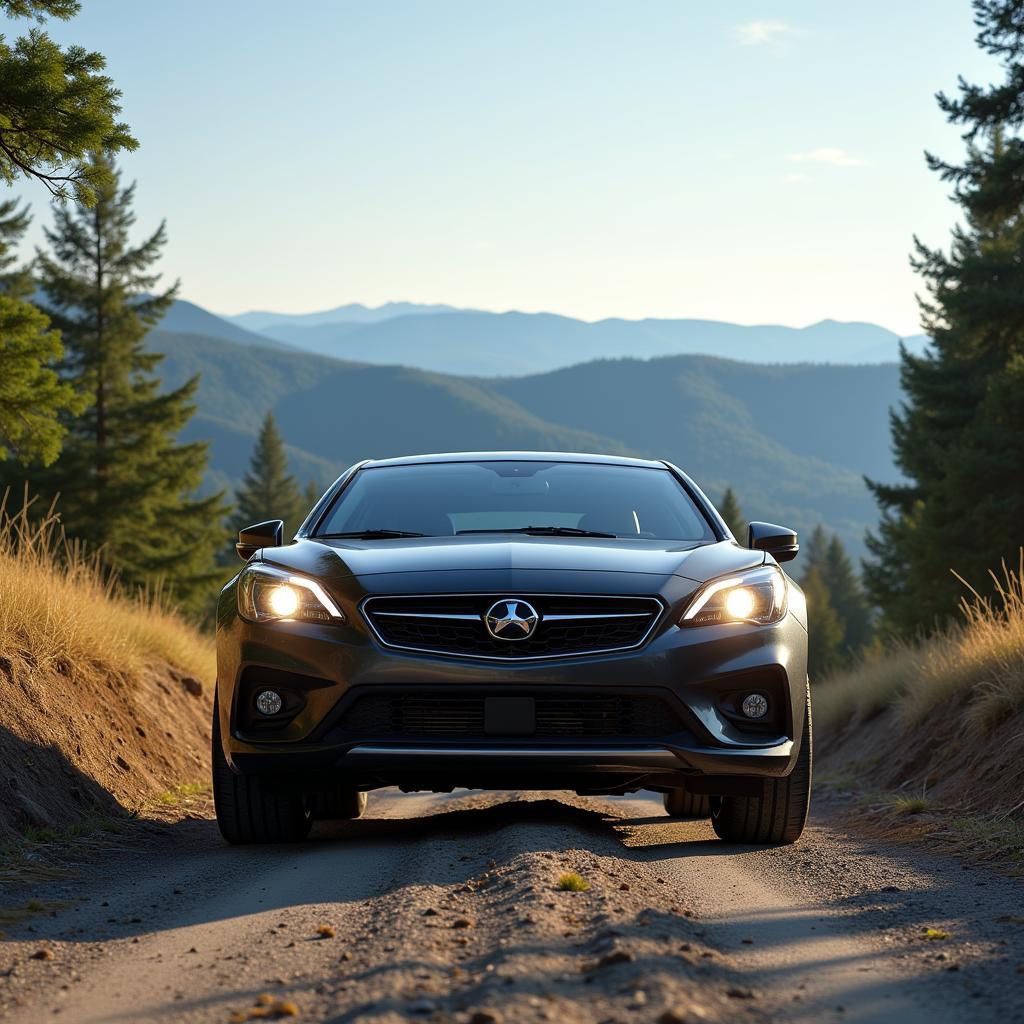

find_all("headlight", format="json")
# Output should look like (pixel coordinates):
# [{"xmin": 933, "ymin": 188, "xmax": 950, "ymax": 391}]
[
  {"xmin": 237, "ymin": 564, "xmax": 345, "ymax": 623},
  {"xmin": 680, "ymin": 565, "xmax": 787, "ymax": 627}
]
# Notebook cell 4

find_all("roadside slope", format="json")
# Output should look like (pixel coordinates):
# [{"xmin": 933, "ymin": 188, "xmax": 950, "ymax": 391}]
[
  {"xmin": 816, "ymin": 560, "xmax": 1024, "ymax": 863},
  {"xmin": 0, "ymin": 504, "xmax": 215, "ymax": 846}
]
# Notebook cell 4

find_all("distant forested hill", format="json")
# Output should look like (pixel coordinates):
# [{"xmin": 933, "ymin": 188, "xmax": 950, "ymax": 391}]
[{"xmin": 150, "ymin": 330, "xmax": 902, "ymax": 556}]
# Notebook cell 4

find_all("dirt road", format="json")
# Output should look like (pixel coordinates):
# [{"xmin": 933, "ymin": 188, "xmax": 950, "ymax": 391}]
[{"xmin": 1, "ymin": 791, "xmax": 1022, "ymax": 1024}]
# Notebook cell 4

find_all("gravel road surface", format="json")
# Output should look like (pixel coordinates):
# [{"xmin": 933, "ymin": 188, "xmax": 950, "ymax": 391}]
[{"xmin": 1, "ymin": 791, "xmax": 1022, "ymax": 1024}]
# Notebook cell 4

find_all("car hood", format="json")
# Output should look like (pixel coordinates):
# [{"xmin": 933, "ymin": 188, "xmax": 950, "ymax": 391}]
[{"xmin": 259, "ymin": 535, "xmax": 764, "ymax": 584}]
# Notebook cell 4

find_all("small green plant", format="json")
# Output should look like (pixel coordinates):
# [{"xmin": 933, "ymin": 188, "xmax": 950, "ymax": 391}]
[
  {"xmin": 557, "ymin": 871, "xmax": 590, "ymax": 892},
  {"xmin": 21, "ymin": 826, "xmax": 56, "ymax": 844},
  {"xmin": 890, "ymin": 795, "xmax": 929, "ymax": 815},
  {"xmin": 155, "ymin": 781, "xmax": 210, "ymax": 806},
  {"xmin": 923, "ymin": 927, "xmax": 950, "ymax": 941}
]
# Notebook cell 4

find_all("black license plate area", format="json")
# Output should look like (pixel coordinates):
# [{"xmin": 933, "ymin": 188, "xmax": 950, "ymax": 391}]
[{"xmin": 484, "ymin": 696, "xmax": 536, "ymax": 735}]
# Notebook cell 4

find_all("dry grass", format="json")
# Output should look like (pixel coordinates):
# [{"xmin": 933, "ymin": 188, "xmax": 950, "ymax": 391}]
[
  {"xmin": 0, "ymin": 491, "xmax": 213, "ymax": 684},
  {"xmin": 557, "ymin": 871, "xmax": 591, "ymax": 892},
  {"xmin": 817, "ymin": 553, "xmax": 1024, "ymax": 737}
]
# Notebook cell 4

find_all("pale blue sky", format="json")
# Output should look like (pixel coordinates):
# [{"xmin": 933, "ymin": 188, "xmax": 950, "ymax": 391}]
[{"xmin": 10, "ymin": 1, "xmax": 996, "ymax": 333}]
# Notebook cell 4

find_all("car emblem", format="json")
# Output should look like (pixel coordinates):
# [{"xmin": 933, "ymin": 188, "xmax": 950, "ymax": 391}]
[{"xmin": 483, "ymin": 598, "xmax": 539, "ymax": 641}]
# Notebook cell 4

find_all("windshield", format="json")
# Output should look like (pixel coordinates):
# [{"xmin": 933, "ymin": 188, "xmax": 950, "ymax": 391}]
[{"xmin": 314, "ymin": 461, "xmax": 716, "ymax": 541}]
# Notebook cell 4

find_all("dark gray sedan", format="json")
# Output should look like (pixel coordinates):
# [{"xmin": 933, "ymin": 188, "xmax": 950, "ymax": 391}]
[{"xmin": 213, "ymin": 452, "xmax": 810, "ymax": 846}]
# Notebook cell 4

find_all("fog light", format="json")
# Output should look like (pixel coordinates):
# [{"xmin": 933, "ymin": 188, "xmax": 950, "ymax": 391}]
[
  {"xmin": 255, "ymin": 689, "xmax": 284, "ymax": 716},
  {"xmin": 741, "ymin": 693, "xmax": 769, "ymax": 719}
]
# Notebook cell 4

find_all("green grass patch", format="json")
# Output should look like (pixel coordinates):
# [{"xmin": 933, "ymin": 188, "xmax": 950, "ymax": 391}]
[{"xmin": 557, "ymin": 871, "xmax": 590, "ymax": 892}]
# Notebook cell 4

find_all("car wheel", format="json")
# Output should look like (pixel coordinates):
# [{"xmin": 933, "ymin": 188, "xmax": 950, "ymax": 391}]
[
  {"xmin": 211, "ymin": 694, "xmax": 313, "ymax": 845},
  {"xmin": 663, "ymin": 787, "xmax": 711, "ymax": 819},
  {"xmin": 711, "ymin": 690, "xmax": 812, "ymax": 846},
  {"xmin": 311, "ymin": 785, "xmax": 368, "ymax": 820}
]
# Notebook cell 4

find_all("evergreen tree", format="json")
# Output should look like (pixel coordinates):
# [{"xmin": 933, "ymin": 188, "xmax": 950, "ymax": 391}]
[
  {"xmin": 0, "ymin": 199, "xmax": 79, "ymax": 465},
  {"xmin": 866, "ymin": 1, "xmax": 1024, "ymax": 633},
  {"xmin": 718, "ymin": 487, "xmax": 745, "ymax": 541},
  {"xmin": 30, "ymin": 154, "xmax": 226, "ymax": 611},
  {"xmin": 823, "ymin": 535, "xmax": 874, "ymax": 652},
  {"xmin": 232, "ymin": 413, "xmax": 305, "ymax": 539},
  {"xmin": 0, "ymin": 1, "xmax": 136, "ymax": 204},
  {"xmin": 0, "ymin": 199, "xmax": 33, "ymax": 297},
  {"xmin": 802, "ymin": 564, "xmax": 844, "ymax": 678},
  {"xmin": 801, "ymin": 525, "xmax": 875, "ymax": 668},
  {"xmin": 303, "ymin": 479, "xmax": 322, "ymax": 517}
]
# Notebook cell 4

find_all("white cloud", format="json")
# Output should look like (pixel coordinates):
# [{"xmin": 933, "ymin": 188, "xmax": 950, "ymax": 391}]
[
  {"xmin": 736, "ymin": 20, "xmax": 798, "ymax": 46},
  {"xmin": 786, "ymin": 147, "xmax": 868, "ymax": 167},
  {"xmin": 782, "ymin": 172, "xmax": 811, "ymax": 184}
]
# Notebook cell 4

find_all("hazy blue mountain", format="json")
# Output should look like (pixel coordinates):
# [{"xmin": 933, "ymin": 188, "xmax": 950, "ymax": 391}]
[
  {"xmin": 161, "ymin": 299, "xmax": 292, "ymax": 349},
  {"xmin": 229, "ymin": 301, "xmax": 465, "ymax": 332},
  {"xmin": 148, "ymin": 330, "xmax": 901, "ymax": 555},
  {"xmin": 248, "ymin": 308, "xmax": 929, "ymax": 375}
]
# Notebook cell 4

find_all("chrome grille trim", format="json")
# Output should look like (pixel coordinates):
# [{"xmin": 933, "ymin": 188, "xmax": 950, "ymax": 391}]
[{"xmin": 360, "ymin": 593, "xmax": 664, "ymax": 661}]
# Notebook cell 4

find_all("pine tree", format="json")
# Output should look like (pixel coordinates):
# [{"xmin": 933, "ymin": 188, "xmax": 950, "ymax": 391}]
[
  {"xmin": 0, "ymin": 1, "xmax": 136, "ymax": 204},
  {"xmin": 718, "ymin": 487, "xmax": 745, "ymax": 541},
  {"xmin": 802, "ymin": 565, "xmax": 844, "ymax": 678},
  {"xmin": 30, "ymin": 154, "xmax": 226, "ymax": 611},
  {"xmin": 823, "ymin": 535, "xmax": 874, "ymax": 653},
  {"xmin": 866, "ymin": 1, "xmax": 1024, "ymax": 633},
  {"xmin": 0, "ymin": 199, "xmax": 33, "ymax": 298},
  {"xmin": 303, "ymin": 479, "xmax": 322, "ymax": 516},
  {"xmin": 232, "ymin": 413, "xmax": 305, "ymax": 540},
  {"xmin": 0, "ymin": 199, "xmax": 79, "ymax": 466},
  {"xmin": 798, "ymin": 528, "xmax": 847, "ymax": 679}
]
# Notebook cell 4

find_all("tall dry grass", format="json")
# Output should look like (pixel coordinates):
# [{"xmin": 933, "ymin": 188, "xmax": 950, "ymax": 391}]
[
  {"xmin": 0, "ymin": 492, "xmax": 214, "ymax": 683},
  {"xmin": 816, "ymin": 553, "xmax": 1024, "ymax": 736}
]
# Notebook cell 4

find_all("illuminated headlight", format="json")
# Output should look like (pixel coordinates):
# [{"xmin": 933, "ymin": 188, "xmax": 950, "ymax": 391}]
[
  {"xmin": 237, "ymin": 564, "xmax": 345, "ymax": 623},
  {"xmin": 680, "ymin": 565, "xmax": 787, "ymax": 627}
]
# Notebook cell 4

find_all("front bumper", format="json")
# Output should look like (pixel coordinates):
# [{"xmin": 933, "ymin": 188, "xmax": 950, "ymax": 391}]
[{"xmin": 216, "ymin": 572, "xmax": 808, "ymax": 789}]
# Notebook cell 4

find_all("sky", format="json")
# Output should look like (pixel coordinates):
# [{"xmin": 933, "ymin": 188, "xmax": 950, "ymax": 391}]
[{"xmin": 8, "ymin": 1, "xmax": 999, "ymax": 334}]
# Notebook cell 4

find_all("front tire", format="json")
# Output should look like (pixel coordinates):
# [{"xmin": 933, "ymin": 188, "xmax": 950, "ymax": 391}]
[
  {"xmin": 663, "ymin": 786, "xmax": 711, "ymax": 819},
  {"xmin": 711, "ymin": 691, "xmax": 812, "ymax": 845},
  {"xmin": 211, "ymin": 695, "xmax": 313, "ymax": 845}
]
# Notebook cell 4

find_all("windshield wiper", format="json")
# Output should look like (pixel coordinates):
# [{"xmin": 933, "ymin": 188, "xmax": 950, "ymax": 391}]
[
  {"xmin": 318, "ymin": 529, "xmax": 428, "ymax": 539},
  {"xmin": 455, "ymin": 526, "xmax": 618, "ymax": 538}
]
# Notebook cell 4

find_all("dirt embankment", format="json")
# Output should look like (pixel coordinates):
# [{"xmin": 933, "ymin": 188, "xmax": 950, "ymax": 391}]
[
  {"xmin": 819, "ymin": 700, "xmax": 1024, "ymax": 821},
  {"xmin": 0, "ymin": 652, "xmax": 211, "ymax": 846}
]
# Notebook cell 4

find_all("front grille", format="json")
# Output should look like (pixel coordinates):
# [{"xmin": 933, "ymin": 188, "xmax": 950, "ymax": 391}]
[
  {"xmin": 335, "ymin": 692, "xmax": 683, "ymax": 739},
  {"xmin": 362, "ymin": 594, "xmax": 662, "ymax": 659}
]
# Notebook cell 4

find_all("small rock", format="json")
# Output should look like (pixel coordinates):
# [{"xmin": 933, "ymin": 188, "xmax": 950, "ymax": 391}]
[
  {"xmin": 30, "ymin": 949, "xmax": 53, "ymax": 961},
  {"xmin": 452, "ymin": 917, "xmax": 475, "ymax": 929},
  {"xmin": 115, "ymin": 755, "xmax": 131, "ymax": 772},
  {"xmin": 741, "ymin": 937, "xmax": 754, "ymax": 944},
  {"xmin": 727, "ymin": 987, "xmax": 756, "ymax": 999},
  {"xmin": 469, "ymin": 1011, "xmax": 502, "ymax": 1024},
  {"xmin": 422, "ymin": 908, "xmax": 439, "ymax": 917},
  {"xmin": 181, "ymin": 676, "xmax": 203, "ymax": 698},
  {"xmin": 597, "ymin": 949, "xmax": 634, "ymax": 969},
  {"xmin": 316, "ymin": 925, "xmax": 335, "ymax": 939},
  {"xmin": 619, "ymin": 883, "xmax": 630, "ymax": 891},
  {"xmin": 407, "ymin": 997, "xmax": 437, "ymax": 1014},
  {"xmin": 658, "ymin": 1010, "xmax": 698, "ymax": 1024}
]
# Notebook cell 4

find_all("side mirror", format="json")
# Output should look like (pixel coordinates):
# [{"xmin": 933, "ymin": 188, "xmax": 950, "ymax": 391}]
[
  {"xmin": 747, "ymin": 521, "xmax": 799, "ymax": 563},
  {"xmin": 236, "ymin": 519, "xmax": 284, "ymax": 562}
]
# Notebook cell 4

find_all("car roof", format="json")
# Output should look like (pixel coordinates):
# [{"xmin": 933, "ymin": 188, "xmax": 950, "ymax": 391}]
[{"xmin": 362, "ymin": 451, "xmax": 669, "ymax": 470}]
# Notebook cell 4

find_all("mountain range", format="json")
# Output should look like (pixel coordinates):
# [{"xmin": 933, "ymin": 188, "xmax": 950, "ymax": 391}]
[
  {"xmin": 147, "ymin": 300, "xmax": 905, "ymax": 557},
  {"xmin": 197, "ymin": 299, "xmax": 930, "ymax": 376}
]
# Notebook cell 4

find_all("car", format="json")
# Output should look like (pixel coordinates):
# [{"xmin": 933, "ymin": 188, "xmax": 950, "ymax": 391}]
[{"xmin": 212, "ymin": 452, "xmax": 810, "ymax": 846}]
